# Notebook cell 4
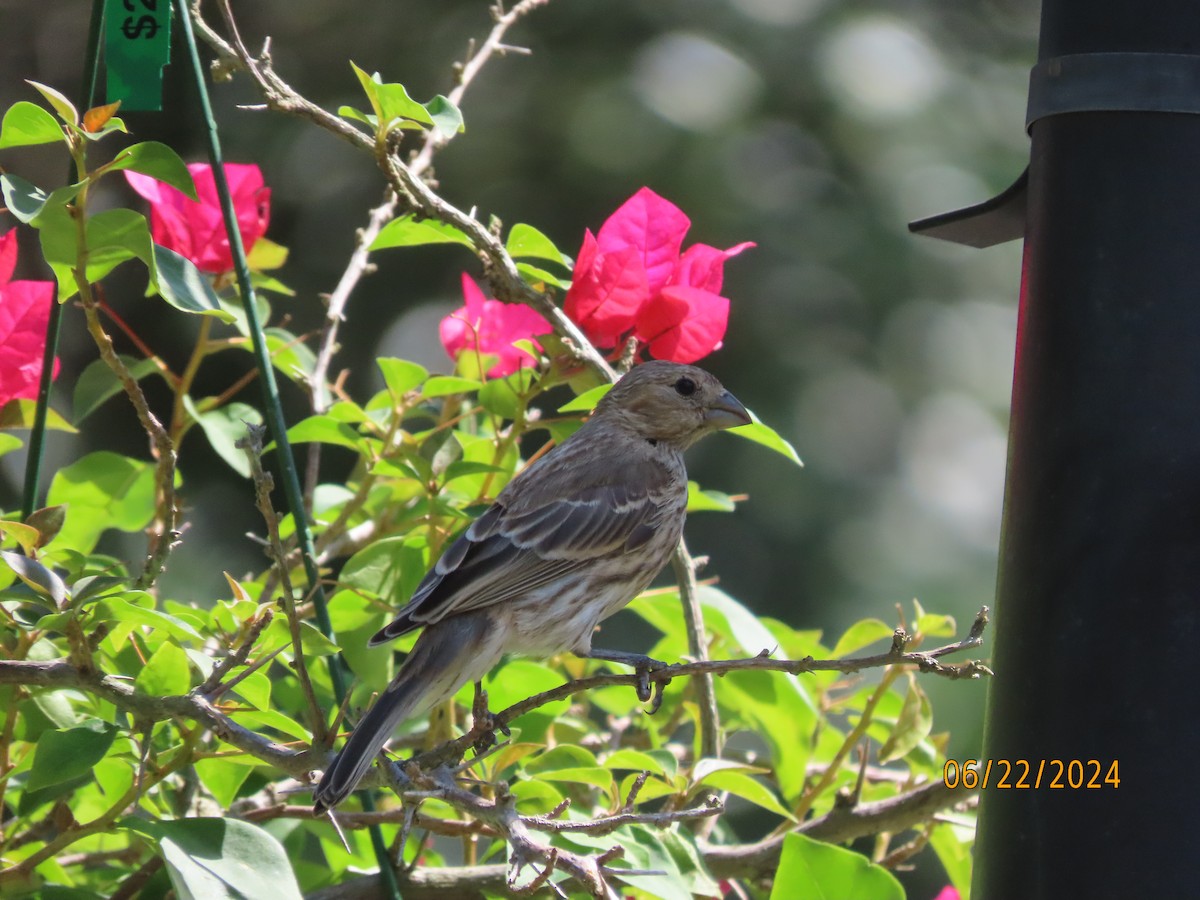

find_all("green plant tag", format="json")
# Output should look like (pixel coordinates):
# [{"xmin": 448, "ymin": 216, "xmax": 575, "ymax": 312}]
[{"xmin": 104, "ymin": 0, "xmax": 172, "ymax": 111}]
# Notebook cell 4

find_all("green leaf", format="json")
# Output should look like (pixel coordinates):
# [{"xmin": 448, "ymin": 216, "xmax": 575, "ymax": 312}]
[
  {"xmin": 729, "ymin": 409, "xmax": 803, "ymax": 466},
  {"xmin": 424, "ymin": 94, "xmax": 464, "ymax": 135},
  {"xmin": 349, "ymin": 62, "xmax": 434, "ymax": 133},
  {"xmin": 28, "ymin": 719, "xmax": 116, "ymax": 791},
  {"xmin": 0, "ymin": 550, "xmax": 68, "ymax": 605},
  {"xmin": 78, "ymin": 115, "xmax": 128, "ymax": 141},
  {"xmin": 916, "ymin": 611, "xmax": 958, "ymax": 639},
  {"xmin": 264, "ymin": 328, "xmax": 316, "ymax": 383},
  {"xmin": 879, "ymin": 674, "xmax": 933, "ymax": 763},
  {"xmin": 98, "ymin": 596, "xmax": 204, "ymax": 643},
  {"xmin": 88, "ymin": 208, "xmax": 156, "ymax": 274},
  {"xmin": 558, "ymin": 383, "xmax": 611, "ymax": 413},
  {"xmin": 377, "ymin": 357, "xmax": 429, "ymax": 396},
  {"xmin": 246, "ymin": 236, "xmax": 288, "ymax": 271},
  {"xmin": 0, "ymin": 100, "xmax": 64, "ymax": 148},
  {"xmin": 441, "ymin": 460, "xmax": 505, "ymax": 485},
  {"xmin": 506, "ymin": 223, "xmax": 566, "ymax": 265},
  {"xmin": 135, "ymin": 640, "xmax": 192, "ymax": 696},
  {"xmin": 194, "ymin": 758, "xmax": 255, "ymax": 809},
  {"xmin": 0, "ymin": 433, "xmax": 22, "ymax": 460},
  {"xmin": 27, "ymin": 81, "xmax": 78, "ymax": 125},
  {"xmin": 151, "ymin": 244, "xmax": 236, "ymax": 322},
  {"xmin": 603, "ymin": 748, "xmax": 669, "ymax": 777},
  {"xmin": 930, "ymin": 822, "xmax": 975, "ymax": 898},
  {"xmin": 516, "ymin": 261, "xmax": 572, "ymax": 290},
  {"xmin": 340, "ymin": 534, "xmax": 426, "ymax": 602},
  {"xmin": 686, "ymin": 480, "xmax": 737, "ymax": 512},
  {"xmin": 832, "ymin": 618, "xmax": 894, "ymax": 658},
  {"xmin": 73, "ymin": 356, "xmax": 160, "ymax": 424},
  {"xmin": 185, "ymin": 397, "xmax": 263, "ymax": 477},
  {"xmin": 157, "ymin": 818, "xmax": 304, "ymax": 900},
  {"xmin": 714, "ymin": 668, "xmax": 815, "ymax": 801},
  {"xmin": 0, "ymin": 173, "xmax": 50, "ymax": 223},
  {"xmin": 38, "ymin": 207, "xmax": 156, "ymax": 297},
  {"xmin": 694, "ymin": 761, "xmax": 795, "ymax": 820},
  {"xmin": 770, "ymin": 833, "xmax": 904, "ymax": 900},
  {"xmin": 0, "ymin": 399, "xmax": 78, "ymax": 433},
  {"xmin": 233, "ymin": 708, "xmax": 311, "ymax": 742},
  {"xmin": 602, "ymin": 825, "xmax": 705, "ymax": 900},
  {"xmin": 285, "ymin": 414, "xmax": 365, "ymax": 450},
  {"xmin": 525, "ymin": 745, "xmax": 612, "ymax": 791},
  {"xmin": 337, "ymin": 105, "xmax": 374, "ymax": 128},
  {"xmin": 422, "ymin": 375, "xmax": 482, "ymax": 397},
  {"xmin": 480, "ymin": 660, "xmax": 570, "ymax": 722},
  {"xmin": 46, "ymin": 452, "xmax": 158, "ymax": 554},
  {"xmin": 371, "ymin": 215, "xmax": 473, "ymax": 251},
  {"xmin": 108, "ymin": 141, "xmax": 197, "ymax": 199},
  {"xmin": 478, "ymin": 368, "xmax": 535, "ymax": 419}
]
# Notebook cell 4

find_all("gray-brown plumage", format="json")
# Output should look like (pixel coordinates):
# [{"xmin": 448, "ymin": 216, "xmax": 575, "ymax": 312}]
[{"xmin": 313, "ymin": 360, "xmax": 750, "ymax": 812}]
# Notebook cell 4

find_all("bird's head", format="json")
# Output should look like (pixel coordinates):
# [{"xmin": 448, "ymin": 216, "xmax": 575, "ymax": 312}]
[{"xmin": 594, "ymin": 360, "xmax": 752, "ymax": 449}]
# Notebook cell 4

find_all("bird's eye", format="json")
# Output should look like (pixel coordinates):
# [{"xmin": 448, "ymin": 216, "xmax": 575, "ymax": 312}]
[{"xmin": 674, "ymin": 376, "xmax": 696, "ymax": 397}]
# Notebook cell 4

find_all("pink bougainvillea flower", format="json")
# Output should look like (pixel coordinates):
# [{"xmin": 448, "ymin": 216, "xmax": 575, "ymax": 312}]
[
  {"xmin": 440, "ymin": 273, "xmax": 551, "ymax": 377},
  {"xmin": 0, "ymin": 229, "xmax": 58, "ymax": 407},
  {"xmin": 933, "ymin": 887, "xmax": 961, "ymax": 900},
  {"xmin": 124, "ymin": 163, "xmax": 270, "ymax": 274},
  {"xmin": 563, "ymin": 187, "xmax": 752, "ymax": 363}
]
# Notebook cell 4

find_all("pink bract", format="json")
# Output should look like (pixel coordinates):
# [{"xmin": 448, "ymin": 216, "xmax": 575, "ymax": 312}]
[
  {"xmin": 124, "ymin": 163, "xmax": 270, "ymax": 274},
  {"xmin": 563, "ymin": 187, "xmax": 752, "ymax": 363},
  {"xmin": 0, "ymin": 229, "xmax": 58, "ymax": 407},
  {"xmin": 440, "ymin": 273, "xmax": 551, "ymax": 378}
]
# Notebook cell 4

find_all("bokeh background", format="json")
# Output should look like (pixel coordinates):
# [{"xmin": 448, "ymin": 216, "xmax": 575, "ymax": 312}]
[{"xmin": 1, "ymin": 0, "xmax": 1037, "ymax": 882}]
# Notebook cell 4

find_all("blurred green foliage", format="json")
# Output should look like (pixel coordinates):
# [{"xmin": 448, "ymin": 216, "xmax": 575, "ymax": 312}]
[{"xmin": 0, "ymin": 2, "xmax": 1037, "ymax": 895}]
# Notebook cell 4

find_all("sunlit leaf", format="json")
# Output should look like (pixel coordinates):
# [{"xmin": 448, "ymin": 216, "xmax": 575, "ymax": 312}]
[
  {"xmin": 0, "ymin": 100, "xmax": 64, "ymax": 148},
  {"xmin": 831, "ymin": 618, "xmax": 894, "ymax": 658},
  {"xmin": 728, "ymin": 408, "xmax": 802, "ymax": 466},
  {"xmin": 879, "ymin": 674, "xmax": 933, "ymax": 762},
  {"xmin": 108, "ymin": 141, "xmax": 196, "ymax": 199},
  {"xmin": 157, "ymin": 818, "xmax": 304, "ymax": 900},
  {"xmin": 27, "ymin": 81, "xmax": 78, "ymax": 125},
  {"xmin": 770, "ymin": 833, "xmax": 904, "ymax": 900},
  {"xmin": 371, "ymin": 215, "xmax": 473, "ymax": 251}
]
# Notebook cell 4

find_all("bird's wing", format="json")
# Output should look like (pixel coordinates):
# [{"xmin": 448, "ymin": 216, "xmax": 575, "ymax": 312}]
[{"xmin": 369, "ymin": 440, "xmax": 675, "ymax": 644}]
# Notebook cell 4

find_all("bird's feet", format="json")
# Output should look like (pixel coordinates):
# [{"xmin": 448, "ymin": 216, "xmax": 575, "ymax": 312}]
[
  {"xmin": 470, "ymin": 682, "xmax": 510, "ymax": 753},
  {"xmin": 581, "ymin": 648, "xmax": 672, "ymax": 712}
]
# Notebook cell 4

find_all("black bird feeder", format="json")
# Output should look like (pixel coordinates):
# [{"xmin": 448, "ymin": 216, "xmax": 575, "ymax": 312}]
[{"xmin": 911, "ymin": 2, "xmax": 1200, "ymax": 896}]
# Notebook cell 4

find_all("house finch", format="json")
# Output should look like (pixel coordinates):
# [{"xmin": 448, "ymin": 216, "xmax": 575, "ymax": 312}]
[{"xmin": 313, "ymin": 360, "xmax": 751, "ymax": 812}]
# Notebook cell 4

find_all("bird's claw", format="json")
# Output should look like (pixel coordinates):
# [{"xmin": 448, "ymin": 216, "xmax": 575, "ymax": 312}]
[{"xmin": 470, "ymin": 684, "xmax": 509, "ymax": 753}]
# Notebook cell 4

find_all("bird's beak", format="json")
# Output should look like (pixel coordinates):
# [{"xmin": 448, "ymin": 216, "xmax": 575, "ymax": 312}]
[{"xmin": 704, "ymin": 390, "xmax": 753, "ymax": 430}]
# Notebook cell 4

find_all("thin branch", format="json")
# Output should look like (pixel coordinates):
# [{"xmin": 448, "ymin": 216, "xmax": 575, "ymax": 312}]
[
  {"xmin": 190, "ymin": 0, "xmax": 615, "ymax": 381},
  {"xmin": 301, "ymin": 779, "xmax": 977, "ymax": 899},
  {"xmin": 414, "ymin": 607, "xmax": 992, "ymax": 772},
  {"xmin": 238, "ymin": 423, "xmax": 326, "ymax": 741},
  {"xmin": 672, "ymin": 542, "xmax": 720, "ymax": 759},
  {"xmin": 702, "ymin": 780, "xmax": 978, "ymax": 879},
  {"xmin": 0, "ymin": 659, "xmax": 315, "ymax": 776}
]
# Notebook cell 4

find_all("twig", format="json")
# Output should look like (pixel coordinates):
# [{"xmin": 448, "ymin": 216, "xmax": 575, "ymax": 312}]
[
  {"xmin": 300, "ymin": 778, "xmax": 976, "ymax": 899},
  {"xmin": 197, "ymin": 606, "xmax": 274, "ymax": 694},
  {"xmin": 238, "ymin": 423, "xmax": 326, "ymax": 741},
  {"xmin": 190, "ymin": 0, "xmax": 615, "ymax": 380},
  {"xmin": 67, "ymin": 152, "xmax": 179, "ymax": 588},
  {"xmin": 414, "ymin": 607, "xmax": 992, "ymax": 772},
  {"xmin": 0, "ymin": 659, "xmax": 316, "ymax": 776},
  {"xmin": 702, "ymin": 780, "xmax": 977, "ymax": 879},
  {"xmin": 672, "ymin": 542, "xmax": 720, "ymax": 760}
]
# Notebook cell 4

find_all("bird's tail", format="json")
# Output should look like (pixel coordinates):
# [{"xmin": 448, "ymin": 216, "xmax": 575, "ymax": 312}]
[{"xmin": 312, "ymin": 615, "xmax": 493, "ymax": 813}]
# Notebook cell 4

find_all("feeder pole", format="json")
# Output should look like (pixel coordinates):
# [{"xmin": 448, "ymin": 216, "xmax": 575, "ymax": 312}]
[{"xmin": 969, "ymin": 1, "xmax": 1200, "ymax": 895}]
